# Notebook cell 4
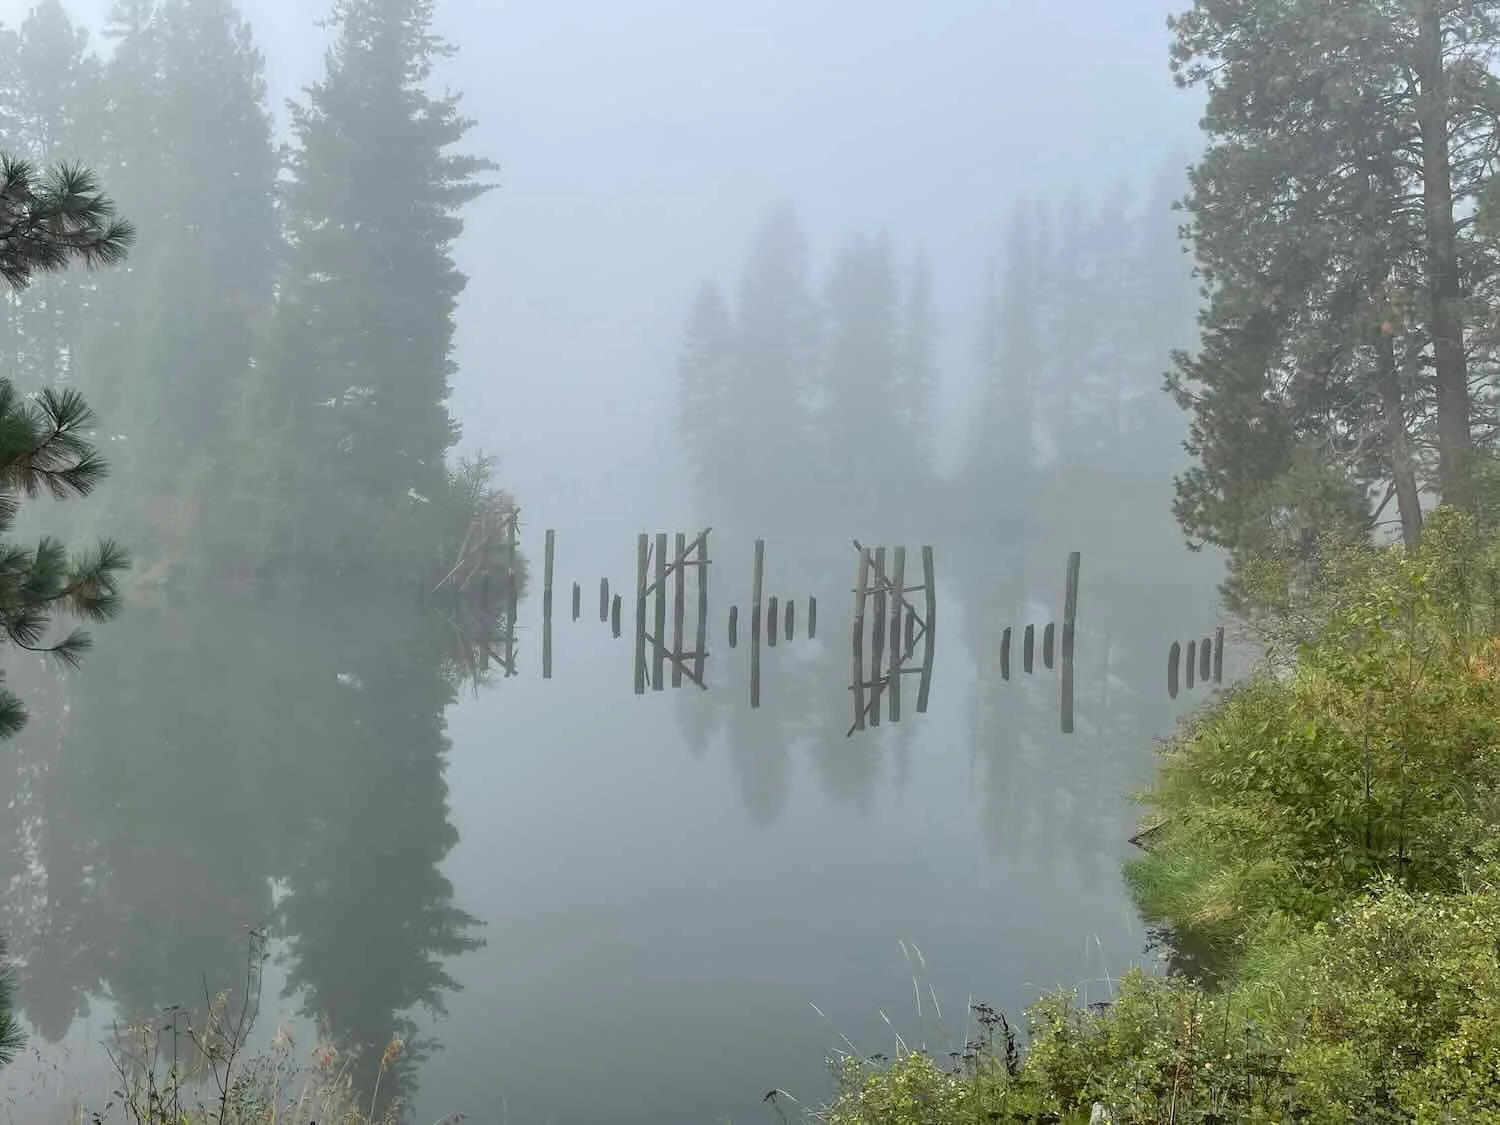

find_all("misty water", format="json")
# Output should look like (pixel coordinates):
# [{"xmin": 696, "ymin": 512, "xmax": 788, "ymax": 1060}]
[
  {"xmin": 0, "ymin": 511, "xmax": 1235, "ymax": 1125},
  {"xmin": 0, "ymin": 0, "xmax": 1242, "ymax": 1121}
]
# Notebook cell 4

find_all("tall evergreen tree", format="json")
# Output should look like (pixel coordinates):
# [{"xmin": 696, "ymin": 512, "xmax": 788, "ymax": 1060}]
[
  {"xmin": 96, "ymin": 0, "xmax": 277, "ymax": 563},
  {"xmin": 675, "ymin": 280, "xmax": 735, "ymax": 510},
  {"xmin": 0, "ymin": 2, "xmax": 101, "ymax": 393},
  {"xmin": 246, "ymin": 0, "xmax": 495, "ymax": 573},
  {"xmin": 819, "ymin": 232, "xmax": 900, "ymax": 529},
  {"xmin": 0, "ymin": 156, "xmax": 131, "ymax": 736},
  {"xmin": 895, "ymin": 253, "xmax": 936, "ymax": 476},
  {"xmin": 1166, "ymin": 0, "xmax": 1500, "ymax": 569},
  {"xmin": 726, "ymin": 204, "xmax": 816, "ymax": 534}
]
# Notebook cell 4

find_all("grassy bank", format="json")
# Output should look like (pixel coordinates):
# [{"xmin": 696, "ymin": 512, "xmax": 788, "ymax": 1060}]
[{"xmin": 802, "ymin": 508, "xmax": 1500, "ymax": 1124}]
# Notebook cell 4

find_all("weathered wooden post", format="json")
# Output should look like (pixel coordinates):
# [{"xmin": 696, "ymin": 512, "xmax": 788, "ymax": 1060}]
[
  {"xmin": 767, "ymin": 596, "xmax": 779, "ymax": 648},
  {"xmin": 1186, "ymin": 639, "xmax": 1197, "ymax": 690},
  {"xmin": 869, "ymin": 548, "xmax": 886, "ymax": 727},
  {"xmin": 611, "ymin": 593, "xmax": 622, "ymax": 638},
  {"xmin": 672, "ymin": 532, "xmax": 687, "ymax": 687},
  {"xmin": 750, "ymin": 539, "xmax": 764, "ymax": 707},
  {"xmin": 654, "ymin": 532, "xmax": 668, "ymax": 691},
  {"xmin": 1212, "ymin": 625, "xmax": 1224, "ymax": 684},
  {"xmin": 542, "ymin": 530, "xmax": 555, "ymax": 679},
  {"xmin": 1167, "ymin": 640, "xmax": 1181, "ymax": 700},
  {"xmin": 694, "ymin": 530, "xmax": 709, "ymax": 684},
  {"xmin": 1060, "ymin": 550, "xmax": 1080, "ymax": 734},
  {"xmin": 634, "ymin": 533, "xmax": 648, "ymax": 694},
  {"xmin": 888, "ymin": 547, "xmax": 905, "ymax": 722},
  {"xmin": 851, "ymin": 548, "xmax": 871, "ymax": 732},
  {"xmin": 808, "ymin": 596, "xmax": 818, "ymax": 639},
  {"xmin": 916, "ymin": 545, "xmax": 936, "ymax": 714},
  {"xmin": 600, "ymin": 577, "xmax": 610, "ymax": 622}
]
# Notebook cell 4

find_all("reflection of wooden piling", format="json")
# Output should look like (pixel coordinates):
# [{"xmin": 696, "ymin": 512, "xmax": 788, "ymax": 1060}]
[
  {"xmin": 672, "ymin": 532, "xmax": 686, "ymax": 687},
  {"xmin": 694, "ymin": 531, "xmax": 709, "ymax": 682},
  {"xmin": 634, "ymin": 534, "xmax": 648, "ymax": 694},
  {"xmin": 750, "ymin": 539, "xmax": 764, "ymax": 707},
  {"xmin": 851, "ymin": 548, "xmax": 870, "ymax": 732},
  {"xmin": 915, "ymin": 545, "xmax": 936, "ymax": 713},
  {"xmin": 888, "ymin": 547, "xmax": 905, "ymax": 722},
  {"xmin": 1061, "ymin": 550, "xmax": 1080, "ymax": 734},
  {"xmin": 542, "ymin": 529, "xmax": 555, "ymax": 679}
]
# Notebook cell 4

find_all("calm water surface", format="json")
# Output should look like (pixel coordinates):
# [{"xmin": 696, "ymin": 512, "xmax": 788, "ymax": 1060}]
[{"xmin": 0, "ymin": 523, "xmax": 1227, "ymax": 1125}]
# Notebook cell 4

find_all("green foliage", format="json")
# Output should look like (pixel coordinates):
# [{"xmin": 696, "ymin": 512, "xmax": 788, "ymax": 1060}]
[{"xmin": 0, "ymin": 936, "xmax": 22, "ymax": 1069}]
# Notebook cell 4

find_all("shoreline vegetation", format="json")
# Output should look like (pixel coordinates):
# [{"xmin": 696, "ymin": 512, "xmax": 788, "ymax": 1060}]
[{"xmin": 799, "ymin": 506, "xmax": 1500, "ymax": 1124}]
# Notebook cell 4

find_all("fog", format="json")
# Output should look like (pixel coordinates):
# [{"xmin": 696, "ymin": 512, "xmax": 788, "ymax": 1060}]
[{"xmin": 0, "ymin": 2, "xmax": 1232, "ymax": 1123}]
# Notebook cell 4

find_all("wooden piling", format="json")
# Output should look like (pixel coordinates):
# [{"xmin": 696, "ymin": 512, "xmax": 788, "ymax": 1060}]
[
  {"xmin": 1023, "ymin": 624, "xmax": 1035, "ymax": 674},
  {"xmin": 916, "ymin": 545, "xmax": 935, "ymax": 713},
  {"xmin": 611, "ymin": 594, "xmax": 621, "ymax": 638},
  {"xmin": 694, "ymin": 531, "xmax": 709, "ymax": 683},
  {"xmin": 653, "ymin": 532, "xmax": 667, "ymax": 691},
  {"xmin": 1185, "ymin": 639, "xmax": 1197, "ymax": 690},
  {"xmin": 751, "ymin": 539, "xmax": 764, "ymax": 708},
  {"xmin": 542, "ymin": 529, "xmax": 554, "ymax": 680},
  {"xmin": 852, "ymin": 548, "xmax": 871, "ymax": 732},
  {"xmin": 1061, "ymin": 550, "xmax": 1080, "ymax": 734},
  {"xmin": 888, "ymin": 547, "xmax": 905, "ymax": 722},
  {"xmin": 1212, "ymin": 625, "xmax": 1224, "ymax": 684},
  {"xmin": 634, "ymin": 533, "xmax": 648, "ymax": 694},
  {"xmin": 1199, "ymin": 636, "xmax": 1211, "ymax": 682},
  {"xmin": 572, "ymin": 582, "xmax": 581, "ymax": 622},
  {"xmin": 808, "ymin": 596, "xmax": 817, "ymax": 639},
  {"xmin": 1000, "ymin": 626, "xmax": 1012, "ymax": 681},
  {"xmin": 1167, "ymin": 640, "xmax": 1181, "ymax": 700},
  {"xmin": 729, "ymin": 605, "xmax": 739, "ymax": 648},
  {"xmin": 869, "ymin": 548, "xmax": 886, "ymax": 727},
  {"xmin": 767, "ymin": 596, "xmax": 778, "ymax": 648},
  {"xmin": 1042, "ymin": 622, "xmax": 1055, "ymax": 669},
  {"xmin": 785, "ymin": 599, "xmax": 795, "ymax": 642},
  {"xmin": 672, "ymin": 532, "xmax": 686, "ymax": 687},
  {"xmin": 600, "ymin": 577, "xmax": 610, "ymax": 622}
]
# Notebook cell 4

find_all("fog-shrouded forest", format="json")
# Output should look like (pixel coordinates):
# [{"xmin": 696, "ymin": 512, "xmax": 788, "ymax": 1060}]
[{"xmin": 4, "ymin": 0, "xmax": 1490, "ymax": 1122}]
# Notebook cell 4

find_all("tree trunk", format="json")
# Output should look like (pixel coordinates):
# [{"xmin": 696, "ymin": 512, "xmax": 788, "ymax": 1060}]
[
  {"xmin": 1416, "ymin": 2, "xmax": 1473, "ymax": 508},
  {"xmin": 1377, "ymin": 328, "xmax": 1423, "ymax": 549}
]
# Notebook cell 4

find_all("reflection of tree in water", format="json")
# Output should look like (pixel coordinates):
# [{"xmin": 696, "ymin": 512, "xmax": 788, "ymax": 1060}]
[{"xmin": 0, "ymin": 586, "xmax": 486, "ymax": 1120}]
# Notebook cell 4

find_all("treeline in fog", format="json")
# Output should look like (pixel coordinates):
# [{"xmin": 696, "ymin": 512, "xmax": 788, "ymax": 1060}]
[
  {"xmin": 0, "ymin": 0, "xmax": 509, "ymax": 593},
  {"xmin": 670, "ymin": 158, "xmax": 1225, "ymax": 866}
]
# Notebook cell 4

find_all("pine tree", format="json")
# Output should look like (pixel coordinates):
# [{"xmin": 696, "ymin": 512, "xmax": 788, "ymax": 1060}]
[
  {"xmin": 1166, "ymin": 0, "xmax": 1500, "ymax": 558},
  {"xmin": 676, "ymin": 280, "xmax": 735, "ymax": 510},
  {"xmin": 93, "ymin": 0, "xmax": 277, "ymax": 563},
  {"xmin": 895, "ymin": 253, "xmax": 936, "ymax": 476},
  {"xmin": 0, "ymin": 2, "xmax": 101, "ymax": 393},
  {"xmin": 727, "ymin": 204, "xmax": 816, "ymax": 534},
  {"xmin": 254, "ymin": 0, "xmax": 495, "ymax": 573},
  {"xmin": 0, "ymin": 155, "xmax": 132, "ymax": 734},
  {"xmin": 820, "ymin": 232, "xmax": 900, "ymax": 528}
]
